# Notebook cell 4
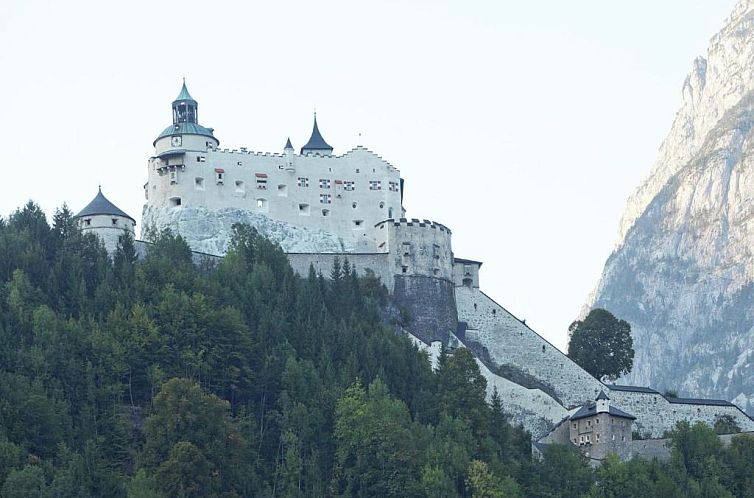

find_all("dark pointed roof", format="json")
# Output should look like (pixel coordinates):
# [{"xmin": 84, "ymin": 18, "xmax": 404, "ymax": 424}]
[
  {"xmin": 173, "ymin": 80, "xmax": 196, "ymax": 103},
  {"xmin": 285, "ymin": 137, "xmax": 294, "ymax": 150},
  {"xmin": 570, "ymin": 402, "xmax": 635, "ymax": 421},
  {"xmin": 596, "ymin": 390, "xmax": 610, "ymax": 401},
  {"xmin": 74, "ymin": 188, "xmax": 135, "ymax": 223},
  {"xmin": 301, "ymin": 114, "xmax": 333, "ymax": 153}
]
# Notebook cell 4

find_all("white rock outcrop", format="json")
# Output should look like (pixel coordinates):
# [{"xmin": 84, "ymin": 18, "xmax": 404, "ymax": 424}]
[
  {"xmin": 589, "ymin": 0, "xmax": 754, "ymax": 415},
  {"xmin": 142, "ymin": 205, "xmax": 356, "ymax": 255}
]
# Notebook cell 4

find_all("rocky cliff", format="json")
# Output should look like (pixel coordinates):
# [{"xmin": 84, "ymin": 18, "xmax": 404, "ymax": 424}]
[
  {"xmin": 142, "ymin": 205, "xmax": 355, "ymax": 255},
  {"xmin": 589, "ymin": 0, "xmax": 754, "ymax": 414}
]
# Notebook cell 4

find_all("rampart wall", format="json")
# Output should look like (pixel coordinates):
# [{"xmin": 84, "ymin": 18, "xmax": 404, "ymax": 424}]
[
  {"xmin": 456, "ymin": 286, "xmax": 605, "ymax": 408},
  {"xmin": 285, "ymin": 252, "xmax": 393, "ymax": 288},
  {"xmin": 607, "ymin": 388, "xmax": 754, "ymax": 437}
]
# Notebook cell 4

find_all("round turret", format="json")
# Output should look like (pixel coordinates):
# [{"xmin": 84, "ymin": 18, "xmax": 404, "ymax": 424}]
[{"xmin": 74, "ymin": 187, "xmax": 136, "ymax": 253}]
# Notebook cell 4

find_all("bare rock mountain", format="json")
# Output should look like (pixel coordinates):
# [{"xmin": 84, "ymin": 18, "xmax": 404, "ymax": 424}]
[{"xmin": 590, "ymin": 0, "xmax": 754, "ymax": 413}]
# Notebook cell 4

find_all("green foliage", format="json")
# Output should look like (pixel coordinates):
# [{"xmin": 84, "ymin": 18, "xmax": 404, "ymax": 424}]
[
  {"xmin": 568, "ymin": 308, "xmax": 634, "ymax": 381},
  {"xmin": 1, "ymin": 202, "xmax": 753, "ymax": 497},
  {"xmin": 713, "ymin": 414, "xmax": 741, "ymax": 435}
]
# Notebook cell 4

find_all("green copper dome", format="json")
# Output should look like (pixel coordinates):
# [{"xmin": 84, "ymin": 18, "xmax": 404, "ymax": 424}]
[
  {"xmin": 154, "ymin": 122, "xmax": 218, "ymax": 146},
  {"xmin": 155, "ymin": 81, "xmax": 218, "ymax": 146}
]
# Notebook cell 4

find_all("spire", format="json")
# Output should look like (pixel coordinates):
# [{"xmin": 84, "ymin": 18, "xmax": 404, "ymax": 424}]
[
  {"xmin": 284, "ymin": 137, "xmax": 294, "ymax": 150},
  {"xmin": 300, "ymin": 112, "xmax": 333, "ymax": 155},
  {"xmin": 596, "ymin": 390, "xmax": 610, "ymax": 401},
  {"xmin": 174, "ymin": 78, "xmax": 196, "ymax": 103}
]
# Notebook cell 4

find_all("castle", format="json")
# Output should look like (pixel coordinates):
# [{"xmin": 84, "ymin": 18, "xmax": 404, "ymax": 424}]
[{"xmin": 73, "ymin": 82, "xmax": 754, "ymax": 464}]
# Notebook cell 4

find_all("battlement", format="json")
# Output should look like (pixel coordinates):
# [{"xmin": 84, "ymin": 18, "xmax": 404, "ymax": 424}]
[{"xmin": 375, "ymin": 218, "xmax": 452, "ymax": 234}]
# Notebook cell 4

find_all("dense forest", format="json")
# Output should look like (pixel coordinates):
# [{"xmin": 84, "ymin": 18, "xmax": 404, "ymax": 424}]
[{"xmin": 1, "ymin": 201, "xmax": 753, "ymax": 498}]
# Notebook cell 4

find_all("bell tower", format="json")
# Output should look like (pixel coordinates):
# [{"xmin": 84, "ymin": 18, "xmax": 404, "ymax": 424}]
[{"xmin": 172, "ymin": 79, "xmax": 198, "ymax": 124}]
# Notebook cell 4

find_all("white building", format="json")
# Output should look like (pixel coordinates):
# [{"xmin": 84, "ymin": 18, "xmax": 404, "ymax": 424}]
[{"xmin": 143, "ymin": 82, "xmax": 405, "ymax": 252}]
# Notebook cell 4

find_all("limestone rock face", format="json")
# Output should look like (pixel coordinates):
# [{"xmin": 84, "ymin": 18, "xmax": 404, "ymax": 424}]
[
  {"xmin": 142, "ymin": 205, "xmax": 356, "ymax": 255},
  {"xmin": 589, "ymin": 0, "xmax": 754, "ymax": 413}
]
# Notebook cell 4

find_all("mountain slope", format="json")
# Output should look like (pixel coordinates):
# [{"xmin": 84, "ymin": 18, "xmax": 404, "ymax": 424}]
[{"xmin": 590, "ymin": 0, "xmax": 754, "ymax": 414}]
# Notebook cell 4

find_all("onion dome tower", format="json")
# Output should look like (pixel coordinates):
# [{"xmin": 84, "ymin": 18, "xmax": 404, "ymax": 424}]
[
  {"xmin": 153, "ymin": 80, "xmax": 219, "ymax": 152},
  {"xmin": 74, "ymin": 187, "xmax": 136, "ymax": 253},
  {"xmin": 300, "ymin": 113, "xmax": 333, "ymax": 155}
]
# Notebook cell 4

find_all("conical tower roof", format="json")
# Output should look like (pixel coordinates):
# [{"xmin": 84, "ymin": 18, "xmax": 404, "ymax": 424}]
[
  {"xmin": 75, "ymin": 187, "xmax": 135, "ymax": 223},
  {"xmin": 285, "ymin": 137, "xmax": 294, "ymax": 150},
  {"xmin": 301, "ymin": 114, "xmax": 333, "ymax": 153},
  {"xmin": 173, "ymin": 80, "xmax": 196, "ymax": 103}
]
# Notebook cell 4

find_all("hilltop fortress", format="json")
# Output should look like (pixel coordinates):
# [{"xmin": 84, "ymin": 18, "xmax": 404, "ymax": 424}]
[{"xmin": 74, "ymin": 83, "xmax": 754, "ymax": 463}]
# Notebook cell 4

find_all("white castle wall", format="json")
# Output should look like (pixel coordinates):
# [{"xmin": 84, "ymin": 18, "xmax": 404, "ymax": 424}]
[
  {"xmin": 145, "ymin": 140, "xmax": 402, "ymax": 252},
  {"xmin": 455, "ymin": 286, "xmax": 606, "ymax": 408},
  {"xmin": 78, "ymin": 214, "xmax": 135, "ymax": 253},
  {"xmin": 607, "ymin": 389, "xmax": 754, "ymax": 437}
]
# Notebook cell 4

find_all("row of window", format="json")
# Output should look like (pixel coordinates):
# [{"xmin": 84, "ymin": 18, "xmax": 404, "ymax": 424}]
[
  {"xmin": 574, "ymin": 433, "xmax": 626, "ymax": 444},
  {"xmin": 293, "ymin": 177, "xmax": 397, "ymax": 192}
]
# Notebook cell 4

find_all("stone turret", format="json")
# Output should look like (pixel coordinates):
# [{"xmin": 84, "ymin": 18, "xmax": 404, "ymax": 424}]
[{"xmin": 74, "ymin": 187, "xmax": 135, "ymax": 253}]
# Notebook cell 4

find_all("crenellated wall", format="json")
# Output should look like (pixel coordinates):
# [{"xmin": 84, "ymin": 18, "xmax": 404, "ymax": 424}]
[{"xmin": 144, "ymin": 145, "xmax": 402, "ymax": 251}]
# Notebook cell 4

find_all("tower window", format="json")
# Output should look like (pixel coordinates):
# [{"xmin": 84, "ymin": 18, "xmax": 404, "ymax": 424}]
[
  {"xmin": 322, "ymin": 209, "xmax": 330, "ymax": 216},
  {"xmin": 235, "ymin": 180, "xmax": 245, "ymax": 193},
  {"xmin": 277, "ymin": 184, "xmax": 288, "ymax": 196},
  {"xmin": 319, "ymin": 178, "xmax": 331, "ymax": 189},
  {"xmin": 215, "ymin": 171, "xmax": 224, "ymax": 185},
  {"xmin": 319, "ymin": 194, "xmax": 331, "ymax": 204},
  {"xmin": 112, "ymin": 218, "xmax": 118, "ymax": 226},
  {"xmin": 389, "ymin": 181, "xmax": 399, "ymax": 192},
  {"xmin": 344, "ymin": 181, "xmax": 355, "ymax": 191},
  {"xmin": 169, "ymin": 197, "xmax": 182, "ymax": 207},
  {"xmin": 256, "ymin": 198, "xmax": 268, "ymax": 211},
  {"xmin": 197, "ymin": 156, "xmax": 206, "ymax": 162},
  {"xmin": 195, "ymin": 177, "xmax": 205, "ymax": 190},
  {"xmin": 352, "ymin": 202, "xmax": 358, "ymax": 209},
  {"xmin": 298, "ymin": 203, "xmax": 310, "ymax": 216},
  {"xmin": 379, "ymin": 201, "xmax": 385, "ymax": 209},
  {"xmin": 84, "ymin": 218, "xmax": 91, "ymax": 226},
  {"xmin": 369, "ymin": 180, "xmax": 381, "ymax": 190},
  {"xmin": 169, "ymin": 171, "xmax": 177, "ymax": 185},
  {"xmin": 297, "ymin": 177, "xmax": 309, "ymax": 187},
  {"xmin": 353, "ymin": 220, "xmax": 364, "ymax": 228}
]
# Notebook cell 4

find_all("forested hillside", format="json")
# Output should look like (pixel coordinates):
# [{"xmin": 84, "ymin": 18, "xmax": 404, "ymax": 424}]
[{"xmin": 1, "ymin": 202, "xmax": 753, "ymax": 497}]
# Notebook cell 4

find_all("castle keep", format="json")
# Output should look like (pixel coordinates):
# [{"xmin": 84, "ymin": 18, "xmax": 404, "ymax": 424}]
[{"xmin": 73, "ymin": 82, "xmax": 754, "ymax": 464}]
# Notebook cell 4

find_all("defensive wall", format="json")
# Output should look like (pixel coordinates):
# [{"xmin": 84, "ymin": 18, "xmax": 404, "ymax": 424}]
[
  {"xmin": 606, "ymin": 385, "xmax": 754, "ymax": 437},
  {"xmin": 455, "ymin": 285, "xmax": 606, "ymax": 408}
]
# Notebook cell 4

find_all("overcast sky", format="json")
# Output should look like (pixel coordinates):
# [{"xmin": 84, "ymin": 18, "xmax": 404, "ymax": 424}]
[{"xmin": 0, "ymin": 0, "xmax": 739, "ymax": 350}]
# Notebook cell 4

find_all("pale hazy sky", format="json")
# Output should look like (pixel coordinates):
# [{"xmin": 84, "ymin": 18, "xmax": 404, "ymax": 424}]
[{"xmin": 0, "ymin": 0, "xmax": 739, "ymax": 349}]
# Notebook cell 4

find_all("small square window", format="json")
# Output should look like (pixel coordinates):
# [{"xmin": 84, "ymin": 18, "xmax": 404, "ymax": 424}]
[
  {"xmin": 112, "ymin": 218, "xmax": 118, "ymax": 225},
  {"xmin": 319, "ymin": 178, "xmax": 331, "ymax": 189},
  {"xmin": 319, "ymin": 193, "xmax": 331, "ymax": 204}
]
